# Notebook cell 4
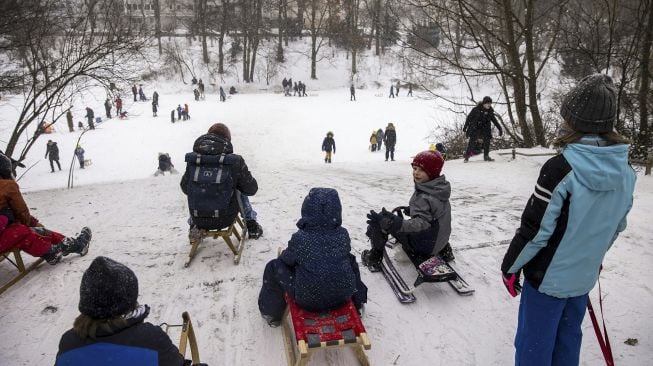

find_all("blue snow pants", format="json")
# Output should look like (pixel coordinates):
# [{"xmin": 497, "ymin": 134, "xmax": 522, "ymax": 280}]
[{"xmin": 515, "ymin": 280, "xmax": 588, "ymax": 366}]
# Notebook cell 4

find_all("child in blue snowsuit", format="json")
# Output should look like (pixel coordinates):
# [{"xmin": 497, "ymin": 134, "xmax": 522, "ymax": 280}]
[
  {"xmin": 501, "ymin": 74, "xmax": 635, "ymax": 366},
  {"xmin": 74, "ymin": 145, "xmax": 85, "ymax": 169},
  {"xmin": 258, "ymin": 188, "xmax": 367, "ymax": 326}
]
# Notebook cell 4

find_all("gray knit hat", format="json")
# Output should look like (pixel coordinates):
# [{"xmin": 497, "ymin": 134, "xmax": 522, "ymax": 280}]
[
  {"xmin": 79, "ymin": 256, "xmax": 138, "ymax": 319},
  {"xmin": 560, "ymin": 73, "xmax": 617, "ymax": 133}
]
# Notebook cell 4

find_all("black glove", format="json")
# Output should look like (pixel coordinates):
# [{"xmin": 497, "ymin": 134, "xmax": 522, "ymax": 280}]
[
  {"xmin": 366, "ymin": 210, "xmax": 382, "ymax": 225},
  {"xmin": 378, "ymin": 208, "xmax": 403, "ymax": 234}
]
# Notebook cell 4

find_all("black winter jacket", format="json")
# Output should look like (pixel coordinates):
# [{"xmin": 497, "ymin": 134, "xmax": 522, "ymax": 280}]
[
  {"xmin": 463, "ymin": 104, "xmax": 502, "ymax": 138},
  {"xmin": 322, "ymin": 137, "xmax": 336, "ymax": 153},
  {"xmin": 45, "ymin": 142, "xmax": 60, "ymax": 160},
  {"xmin": 384, "ymin": 127, "xmax": 396, "ymax": 147},
  {"xmin": 56, "ymin": 306, "xmax": 184, "ymax": 366},
  {"xmin": 180, "ymin": 134, "xmax": 258, "ymax": 229}
]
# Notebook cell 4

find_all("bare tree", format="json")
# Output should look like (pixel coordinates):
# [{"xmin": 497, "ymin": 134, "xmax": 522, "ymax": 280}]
[
  {"xmin": 1, "ymin": 0, "xmax": 149, "ymax": 162},
  {"xmin": 307, "ymin": 0, "xmax": 330, "ymax": 78}
]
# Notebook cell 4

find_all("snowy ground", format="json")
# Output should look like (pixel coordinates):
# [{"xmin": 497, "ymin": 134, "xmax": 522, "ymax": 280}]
[{"xmin": 0, "ymin": 88, "xmax": 652, "ymax": 365}]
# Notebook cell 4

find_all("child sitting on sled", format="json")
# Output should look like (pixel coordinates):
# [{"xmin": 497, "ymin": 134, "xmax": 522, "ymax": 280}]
[
  {"xmin": 362, "ymin": 150, "xmax": 454, "ymax": 272},
  {"xmin": 258, "ymin": 188, "xmax": 367, "ymax": 327},
  {"xmin": 154, "ymin": 152, "xmax": 178, "ymax": 176}
]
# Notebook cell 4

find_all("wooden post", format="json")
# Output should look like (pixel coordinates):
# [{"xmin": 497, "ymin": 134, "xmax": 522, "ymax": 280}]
[{"xmin": 511, "ymin": 147, "xmax": 516, "ymax": 160}]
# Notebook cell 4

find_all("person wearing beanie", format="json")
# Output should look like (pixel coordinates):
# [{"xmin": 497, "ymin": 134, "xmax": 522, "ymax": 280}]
[
  {"xmin": 0, "ymin": 153, "xmax": 91, "ymax": 265},
  {"xmin": 180, "ymin": 123, "xmax": 263, "ymax": 239},
  {"xmin": 258, "ymin": 188, "xmax": 367, "ymax": 326},
  {"xmin": 362, "ymin": 150, "xmax": 453, "ymax": 272},
  {"xmin": 501, "ymin": 73, "xmax": 636, "ymax": 366},
  {"xmin": 462, "ymin": 95, "xmax": 502, "ymax": 162},
  {"xmin": 55, "ymin": 256, "xmax": 206, "ymax": 366}
]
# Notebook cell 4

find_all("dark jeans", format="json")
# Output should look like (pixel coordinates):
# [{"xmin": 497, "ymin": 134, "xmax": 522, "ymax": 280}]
[
  {"xmin": 465, "ymin": 131, "xmax": 491, "ymax": 158},
  {"xmin": 49, "ymin": 159, "xmax": 61, "ymax": 172},
  {"xmin": 367, "ymin": 221, "xmax": 437, "ymax": 266},
  {"xmin": 385, "ymin": 144, "xmax": 395, "ymax": 160}
]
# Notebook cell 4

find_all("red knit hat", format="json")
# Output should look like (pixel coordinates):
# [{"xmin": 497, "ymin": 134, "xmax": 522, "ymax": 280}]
[
  {"xmin": 208, "ymin": 123, "xmax": 231, "ymax": 141},
  {"xmin": 411, "ymin": 150, "xmax": 444, "ymax": 180}
]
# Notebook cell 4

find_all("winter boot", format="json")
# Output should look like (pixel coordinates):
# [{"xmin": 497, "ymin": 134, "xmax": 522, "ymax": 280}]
[
  {"xmin": 439, "ymin": 243, "xmax": 455, "ymax": 263},
  {"xmin": 262, "ymin": 314, "xmax": 281, "ymax": 328},
  {"xmin": 246, "ymin": 220, "xmax": 263, "ymax": 239},
  {"xmin": 484, "ymin": 155, "xmax": 495, "ymax": 162},
  {"xmin": 361, "ymin": 249, "xmax": 383, "ymax": 273},
  {"xmin": 42, "ymin": 245, "xmax": 63, "ymax": 265},
  {"xmin": 61, "ymin": 227, "xmax": 92, "ymax": 256}
]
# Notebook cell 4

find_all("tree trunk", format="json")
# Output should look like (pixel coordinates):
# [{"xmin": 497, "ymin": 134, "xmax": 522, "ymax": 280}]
[
  {"xmin": 639, "ymin": 0, "xmax": 653, "ymax": 147},
  {"xmin": 524, "ymin": 0, "xmax": 546, "ymax": 146},
  {"xmin": 154, "ymin": 0, "xmax": 162, "ymax": 55},
  {"xmin": 277, "ymin": 0, "xmax": 284, "ymax": 62},
  {"xmin": 374, "ymin": 0, "xmax": 380, "ymax": 55},
  {"xmin": 501, "ymin": 0, "xmax": 533, "ymax": 147}
]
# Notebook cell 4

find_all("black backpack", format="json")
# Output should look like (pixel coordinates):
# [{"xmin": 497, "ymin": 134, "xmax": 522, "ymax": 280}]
[{"xmin": 184, "ymin": 152, "xmax": 237, "ymax": 218}]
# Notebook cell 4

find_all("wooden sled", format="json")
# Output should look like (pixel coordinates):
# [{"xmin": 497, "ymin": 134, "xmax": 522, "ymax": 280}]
[
  {"xmin": 185, "ymin": 216, "xmax": 247, "ymax": 267},
  {"xmin": 282, "ymin": 294, "xmax": 371, "ymax": 366},
  {"xmin": 161, "ymin": 311, "xmax": 201, "ymax": 364},
  {"xmin": 0, "ymin": 249, "xmax": 44, "ymax": 295}
]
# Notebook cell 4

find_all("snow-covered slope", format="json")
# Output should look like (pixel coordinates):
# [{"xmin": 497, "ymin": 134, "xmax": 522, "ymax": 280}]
[{"xmin": 0, "ymin": 89, "xmax": 651, "ymax": 365}]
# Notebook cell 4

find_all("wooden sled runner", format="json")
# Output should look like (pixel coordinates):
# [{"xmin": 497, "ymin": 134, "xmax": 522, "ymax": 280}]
[
  {"xmin": 0, "ymin": 249, "xmax": 44, "ymax": 295},
  {"xmin": 282, "ymin": 293, "xmax": 371, "ymax": 366},
  {"xmin": 161, "ymin": 311, "xmax": 201, "ymax": 364},
  {"xmin": 185, "ymin": 216, "xmax": 247, "ymax": 267}
]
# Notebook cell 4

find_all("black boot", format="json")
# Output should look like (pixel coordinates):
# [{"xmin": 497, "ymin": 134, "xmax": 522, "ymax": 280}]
[
  {"xmin": 42, "ymin": 245, "xmax": 63, "ymax": 265},
  {"xmin": 439, "ymin": 243, "xmax": 455, "ymax": 263},
  {"xmin": 484, "ymin": 155, "xmax": 495, "ymax": 162},
  {"xmin": 246, "ymin": 220, "xmax": 263, "ymax": 239},
  {"xmin": 61, "ymin": 227, "xmax": 92, "ymax": 256},
  {"xmin": 361, "ymin": 249, "xmax": 383, "ymax": 272}
]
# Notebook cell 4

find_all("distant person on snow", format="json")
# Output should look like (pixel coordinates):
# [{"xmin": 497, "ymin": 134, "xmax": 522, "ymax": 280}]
[
  {"xmin": 176, "ymin": 105, "xmax": 183, "ymax": 121},
  {"xmin": 462, "ymin": 96, "xmax": 502, "ymax": 162},
  {"xmin": 383, "ymin": 122, "xmax": 396, "ymax": 161},
  {"xmin": 369, "ymin": 132, "xmax": 378, "ymax": 152},
  {"xmin": 183, "ymin": 104, "xmax": 190, "ymax": 120},
  {"xmin": 388, "ymin": 85, "xmax": 395, "ymax": 98},
  {"xmin": 152, "ymin": 100, "xmax": 158, "ymax": 117},
  {"xmin": 407, "ymin": 83, "xmax": 413, "ymax": 97},
  {"xmin": 115, "ymin": 96, "xmax": 123, "ymax": 116},
  {"xmin": 322, "ymin": 131, "xmax": 336, "ymax": 164},
  {"xmin": 293, "ymin": 82, "xmax": 298, "ymax": 96},
  {"xmin": 74, "ymin": 145, "xmax": 85, "ymax": 169},
  {"xmin": 376, "ymin": 128, "xmax": 384, "ymax": 151},
  {"xmin": 258, "ymin": 188, "xmax": 368, "ymax": 327},
  {"xmin": 155, "ymin": 153, "xmax": 177, "ymax": 176},
  {"xmin": 219, "ymin": 86, "xmax": 226, "ymax": 102},
  {"xmin": 194, "ymin": 89, "xmax": 200, "ymax": 101},
  {"xmin": 198, "ymin": 79, "xmax": 205, "ymax": 98},
  {"xmin": 85, "ymin": 107, "xmax": 95, "ymax": 130},
  {"xmin": 55, "ymin": 256, "xmax": 207, "ymax": 366},
  {"xmin": 350, "ymin": 85, "xmax": 356, "ymax": 101},
  {"xmin": 362, "ymin": 150, "xmax": 453, "ymax": 272},
  {"xmin": 152, "ymin": 91, "xmax": 159, "ymax": 106},
  {"xmin": 229, "ymin": 86, "xmax": 237, "ymax": 95},
  {"xmin": 180, "ymin": 123, "xmax": 264, "ymax": 240},
  {"xmin": 131, "ymin": 84, "xmax": 137, "ymax": 102},
  {"xmin": 170, "ymin": 110, "xmax": 176, "ymax": 123},
  {"xmin": 500, "ymin": 74, "xmax": 636, "ymax": 366},
  {"xmin": 45, "ymin": 140, "xmax": 61, "ymax": 172},
  {"xmin": 104, "ymin": 98, "xmax": 112, "ymax": 119},
  {"xmin": 0, "ymin": 153, "xmax": 91, "ymax": 265},
  {"xmin": 138, "ymin": 85, "xmax": 146, "ymax": 102}
]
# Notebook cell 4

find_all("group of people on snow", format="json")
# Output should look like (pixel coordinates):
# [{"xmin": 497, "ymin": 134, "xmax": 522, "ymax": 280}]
[
  {"xmin": 44, "ymin": 140, "xmax": 86, "ymax": 172},
  {"xmin": 281, "ymin": 77, "xmax": 307, "ymax": 97},
  {"xmin": 0, "ymin": 74, "xmax": 637, "ymax": 366},
  {"xmin": 388, "ymin": 81, "xmax": 413, "ymax": 98}
]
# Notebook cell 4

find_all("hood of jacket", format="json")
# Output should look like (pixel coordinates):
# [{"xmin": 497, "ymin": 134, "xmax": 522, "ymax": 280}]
[
  {"xmin": 562, "ymin": 135, "xmax": 631, "ymax": 192},
  {"xmin": 415, "ymin": 175, "xmax": 451, "ymax": 201},
  {"xmin": 94, "ymin": 304, "xmax": 150, "ymax": 337},
  {"xmin": 193, "ymin": 133, "xmax": 234, "ymax": 155},
  {"xmin": 296, "ymin": 188, "xmax": 342, "ymax": 230}
]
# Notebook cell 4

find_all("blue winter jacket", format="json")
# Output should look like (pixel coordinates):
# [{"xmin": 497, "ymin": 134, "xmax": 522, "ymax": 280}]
[
  {"xmin": 502, "ymin": 136, "xmax": 636, "ymax": 298},
  {"xmin": 279, "ymin": 188, "xmax": 357, "ymax": 312}
]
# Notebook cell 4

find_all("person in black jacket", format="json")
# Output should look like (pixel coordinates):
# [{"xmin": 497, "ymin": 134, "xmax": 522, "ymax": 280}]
[
  {"xmin": 85, "ymin": 107, "xmax": 95, "ymax": 130},
  {"xmin": 104, "ymin": 98, "xmax": 112, "ymax": 119},
  {"xmin": 180, "ymin": 123, "xmax": 263, "ymax": 239},
  {"xmin": 45, "ymin": 140, "xmax": 61, "ymax": 172},
  {"xmin": 321, "ymin": 131, "xmax": 336, "ymax": 163},
  {"xmin": 55, "ymin": 256, "xmax": 205, "ymax": 366},
  {"xmin": 258, "ymin": 188, "xmax": 367, "ymax": 326},
  {"xmin": 462, "ymin": 96, "xmax": 503, "ymax": 162},
  {"xmin": 383, "ymin": 122, "xmax": 397, "ymax": 161}
]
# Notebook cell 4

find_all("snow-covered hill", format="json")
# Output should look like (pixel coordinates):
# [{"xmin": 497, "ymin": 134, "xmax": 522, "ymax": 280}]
[{"xmin": 0, "ymin": 89, "xmax": 651, "ymax": 365}]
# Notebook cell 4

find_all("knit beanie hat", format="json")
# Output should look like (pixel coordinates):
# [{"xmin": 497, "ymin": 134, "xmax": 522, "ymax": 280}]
[
  {"xmin": 79, "ymin": 256, "xmax": 139, "ymax": 319},
  {"xmin": 560, "ymin": 73, "xmax": 617, "ymax": 133},
  {"xmin": 482, "ymin": 96, "xmax": 492, "ymax": 104},
  {"xmin": 0, "ymin": 153, "xmax": 13, "ymax": 179},
  {"xmin": 412, "ymin": 150, "xmax": 445, "ymax": 180},
  {"xmin": 208, "ymin": 123, "xmax": 231, "ymax": 141}
]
